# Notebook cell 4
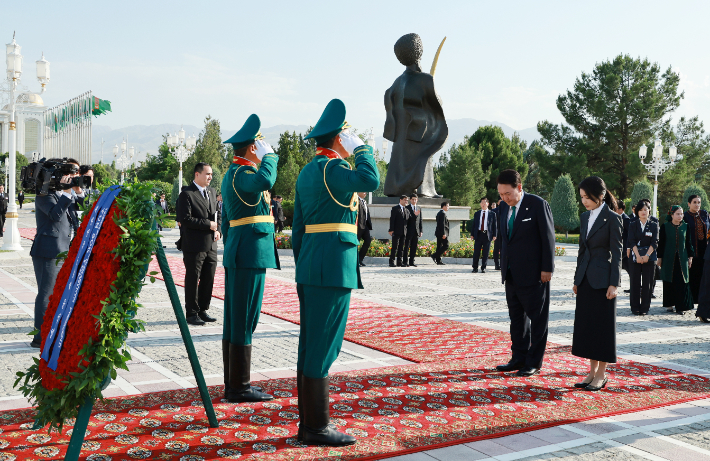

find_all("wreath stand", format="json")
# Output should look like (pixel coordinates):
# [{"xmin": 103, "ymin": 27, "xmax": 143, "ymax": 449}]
[{"xmin": 63, "ymin": 235, "xmax": 218, "ymax": 461}]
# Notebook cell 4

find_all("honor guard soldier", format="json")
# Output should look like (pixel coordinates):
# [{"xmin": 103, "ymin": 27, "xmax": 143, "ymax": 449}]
[
  {"xmin": 293, "ymin": 99, "xmax": 380, "ymax": 446},
  {"xmin": 221, "ymin": 114, "xmax": 280, "ymax": 402}
]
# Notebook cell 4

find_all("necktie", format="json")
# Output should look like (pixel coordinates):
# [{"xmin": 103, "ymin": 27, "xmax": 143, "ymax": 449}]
[
  {"xmin": 480, "ymin": 211, "xmax": 485, "ymax": 232},
  {"xmin": 203, "ymin": 189, "xmax": 208, "ymax": 203},
  {"xmin": 508, "ymin": 206, "xmax": 516, "ymax": 240},
  {"xmin": 401, "ymin": 206, "xmax": 404, "ymax": 217}
]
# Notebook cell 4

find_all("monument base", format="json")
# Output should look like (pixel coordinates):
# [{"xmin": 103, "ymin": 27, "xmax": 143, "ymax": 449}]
[{"xmin": 367, "ymin": 198, "xmax": 470, "ymax": 243}]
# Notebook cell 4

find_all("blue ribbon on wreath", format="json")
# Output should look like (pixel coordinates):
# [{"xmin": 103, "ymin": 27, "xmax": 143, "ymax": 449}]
[{"xmin": 41, "ymin": 185, "xmax": 122, "ymax": 370}]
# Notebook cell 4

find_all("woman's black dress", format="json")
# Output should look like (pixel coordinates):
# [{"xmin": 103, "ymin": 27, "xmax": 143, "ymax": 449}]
[
  {"xmin": 698, "ymin": 245, "xmax": 710, "ymax": 320},
  {"xmin": 658, "ymin": 223, "xmax": 694, "ymax": 313},
  {"xmin": 573, "ymin": 277, "xmax": 617, "ymax": 363}
]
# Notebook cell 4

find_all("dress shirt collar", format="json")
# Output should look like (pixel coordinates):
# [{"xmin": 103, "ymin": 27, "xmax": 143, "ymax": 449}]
[
  {"xmin": 587, "ymin": 203, "xmax": 606, "ymax": 236},
  {"xmin": 507, "ymin": 191, "xmax": 525, "ymax": 219},
  {"xmin": 194, "ymin": 181, "xmax": 208, "ymax": 197}
]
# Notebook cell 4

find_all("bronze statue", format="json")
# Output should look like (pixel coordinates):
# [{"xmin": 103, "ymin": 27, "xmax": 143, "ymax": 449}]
[{"xmin": 383, "ymin": 33, "xmax": 448, "ymax": 198}]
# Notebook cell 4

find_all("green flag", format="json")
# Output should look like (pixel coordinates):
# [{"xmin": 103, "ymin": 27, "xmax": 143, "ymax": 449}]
[{"xmin": 92, "ymin": 97, "xmax": 112, "ymax": 117}]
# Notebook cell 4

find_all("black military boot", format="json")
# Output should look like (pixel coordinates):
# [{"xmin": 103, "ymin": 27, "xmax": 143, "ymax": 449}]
[
  {"xmin": 222, "ymin": 340, "xmax": 230, "ymax": 399},
  {"xmin": 296, "ymin": 371, "xmax": 304, "ymax": 441},
  {"xmin": 226, "ymin": 344, "xmax": 272, "ymax": 402},
  {"xmin": 300, "ymin": 375, "xmax": 356, "ymax": 446}
]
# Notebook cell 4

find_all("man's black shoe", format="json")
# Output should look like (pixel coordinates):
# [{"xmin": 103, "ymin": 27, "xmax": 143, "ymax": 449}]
[
  {"xmin": 198, "ymin": 311, "xmax": 216, "ymax": 322},
  {"xmin": 516, "ymin": 367, "xmax": 540, "ymax": 377},
  {"xmin": 651, "ymin": 294, "xmax": 657, "ymax": 298},
  {"xmin": 403, "ymin": 264, "xmax": 409, "ymax": 267},
  {"xmin": 495, "ymin": 265, "xmax": 501, "ymax": 270},
  {"xmin": 187, "ymin": 315, "xmax": 206, "ymax": 326},
  {"xmin": 359, "ymin": 261, "xmax": 366, "ymax": 267},
  {"xmin": 496, "ymin": 360, "xmax": 525, "ymax": 372},
  {"xmin": 481, "ymin": 268, "xmax": 486, "ymax": 273},
  {"xmin": 30, "ymin": 340, "xmax": 41, "ymax": 349},
  {"xmin": 437, "ymin": 261, "xmax": 446, "ymax": 265},
  {"xmin": 623, "ymin": 289, "xmax": 630, "ymax": 293},
  {"xmin": 472, "ymin": 268, "xmax": 478, "ymax": 273},
  {"xmin": 431, "ymin": 256, "xmax": 437, "ymax": 263},
  {"xmin": 389, "ymin": 261, "xmax": 396, "ymax": 267},
  {"xmin": 409, "ymin": 263, "xmax": 417, "ymax": 267}
]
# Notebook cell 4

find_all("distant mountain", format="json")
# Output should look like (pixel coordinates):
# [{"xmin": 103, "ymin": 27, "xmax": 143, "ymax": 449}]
[{"xmin": 90, "ymin": 120, "xmax": 538, "ymax": 165}]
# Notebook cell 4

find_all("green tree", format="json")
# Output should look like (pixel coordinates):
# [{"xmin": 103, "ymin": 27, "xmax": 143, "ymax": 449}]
[
  {"xmin": 273, "ymin": 154, "xmax": 300, "ymax": 200},
  {"xmin": 184, "ymin": 116, "xmax": 229, "ymax": 178},
  {"xmin": 550, "ymin": 174, "xmax": 580, "ymax": 238},
  {"xmin": 523, "ymin": 141, "xmax": 549, "ymax": 201},
  {"xmin": 272, "ymin": 131, "xmax": 305, "ymax": 200},
  {"xmin": 0, "ymin": 152, "xmax": 29, "ymax": 191},
  {"xmin": 682, "ymin": 184, "xmax": 709, "ymax": 212},
  {"xmin": 538, "ymin": 54, "xmax": 683, "ymax": 199},
  {"xmin": 91, "ymin": 163, "xmax": 114, "ymax": 186},
  {"xmin": 629, "ymin": 180, "xmax": 654, "ymax": 212},
  {"xmin": 136, "ymin": 138, "xmax": 179, "ymax": 184},
  {"xmin": 655, "ymin": 116, "xmax": 710, "ymax": 213},
  {"xmin": 435, "ymin": 140, "xmax": 488, "ymax": 215},
  {"xmin": 467, "ymin": 126, "xmax": 528, "ymax": 200},
  {"xmin": 171, "ymin": 177, "xmax": 187, "ymax": 209}
]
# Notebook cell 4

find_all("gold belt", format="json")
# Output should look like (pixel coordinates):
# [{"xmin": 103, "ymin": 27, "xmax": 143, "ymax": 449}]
[
  {"xmin": 230, "ymin": 215, "xmax": 273, "ymax": 227},
  {"xmin": 305, "ymin": 223, "xmax": 357, "ymax": 234}
]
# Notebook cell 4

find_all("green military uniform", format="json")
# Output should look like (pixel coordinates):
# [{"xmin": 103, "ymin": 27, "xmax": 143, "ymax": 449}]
[
  {"xmin": 220, "ymin": 114, "xmax": 279, "ymax": 402},
  {"xmin": 293, "ymin": 99, "xmax": 380, "ymax": 446}
]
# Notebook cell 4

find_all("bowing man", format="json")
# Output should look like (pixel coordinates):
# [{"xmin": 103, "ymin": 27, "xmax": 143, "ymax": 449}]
[{"xmin": 495, "ymin": 169, "xmax": 556, "ymax": 377}]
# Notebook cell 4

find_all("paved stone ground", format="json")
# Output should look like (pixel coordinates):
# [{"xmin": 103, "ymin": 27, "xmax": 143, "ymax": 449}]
[{"xmin": 2, "ymin": 203, "xmax": 710, "ymax": 460}]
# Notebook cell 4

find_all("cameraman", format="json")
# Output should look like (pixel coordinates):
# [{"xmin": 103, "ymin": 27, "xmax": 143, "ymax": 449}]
[{"xmin": 29, "ymin": 158, "xmax": 86, "ymax": 348}]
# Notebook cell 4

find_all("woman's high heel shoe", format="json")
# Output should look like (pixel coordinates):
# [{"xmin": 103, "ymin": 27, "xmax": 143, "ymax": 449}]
[
  {"xmin": 574, "ymin": 380, "xmax": 593, "ymax": 388},
  {"xmin": 586, "ymin": 377, "xmax": 608, "ymax": 392}
]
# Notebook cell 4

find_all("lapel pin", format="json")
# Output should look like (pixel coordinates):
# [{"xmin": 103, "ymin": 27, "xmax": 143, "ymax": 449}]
[
  {"xmin": 526, "ymin": 208, "xmax": 528, "ymax": 210},
  {"xmin": 604, "ymin": 219, "xmax": 606, "ymax": 221}
]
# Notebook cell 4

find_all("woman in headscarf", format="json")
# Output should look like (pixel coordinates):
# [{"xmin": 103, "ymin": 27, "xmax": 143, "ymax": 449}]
[
  {"xmin": 657, "ymin": 205, "xmax": 694, "ymax": 314},
  {"xmin": 683, "ymin": 195, "xmax": 710, "ymax": 303}
]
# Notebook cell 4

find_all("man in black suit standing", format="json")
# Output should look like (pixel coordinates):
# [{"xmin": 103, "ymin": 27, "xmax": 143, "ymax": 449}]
[
  {"xmin": 388, "ymin": 195, "xmax": 410, "ymax": 267},
  {"xmin": 177, "ymin": 162, "xmax": 222, "ymax": 326},
  {"xmin": 616, "ymin": 202, "xmax": 631, "ymax": 281},
  {"xmin": 0, "ymin": 185, "xmax": 7, "ymax": 238},
  {"xmin": 432, "ymin": 201, "xmax": 450, "ymax": 265},
  {"xmin": 357, "ymin": 192, "xmax": 372, "ymax": 267},
  {"xmin": 405, "ymin": 193, "xmax": 423, "ymax": 267},
  {"xmin": 17, "ymin": 190, "xmax": 24, "ymax": 210},
  {"xmin": 273, "ymin": 196, "xmax": 286, "ymax": 233},
  {"xmin": 492, "ymin": 199, "xmax": 503, "ymax": 270},
  {"xmin": 156, "ymin": 193, "xmax": 169, "ymax": 231},
  {"xmin": 471, "ymin": 197, "xmax": 498, "ymax": 273},
  {"xmin": 496, "ymin": 170, "xmax": 555, "ymax": 377}
]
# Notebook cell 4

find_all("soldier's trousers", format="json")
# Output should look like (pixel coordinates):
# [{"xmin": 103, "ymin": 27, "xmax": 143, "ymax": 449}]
[
  {"xmin": 223, "ymin": 267, "xmax": 266, "ymax": 346},
  {"xmin": 296, "ymin": 283, "xmax": 351, "ymax": 379}
]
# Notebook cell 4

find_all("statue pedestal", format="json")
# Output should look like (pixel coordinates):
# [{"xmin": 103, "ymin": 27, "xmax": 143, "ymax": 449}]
[{"xmin": 368, "ymin": 197, "xmax": 470, "ymax": 243}]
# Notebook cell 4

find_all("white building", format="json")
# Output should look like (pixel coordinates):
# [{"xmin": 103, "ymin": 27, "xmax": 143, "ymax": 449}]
[{"xmin": 0, "ymin": 91, "xmax": 45, "ymax": 159}]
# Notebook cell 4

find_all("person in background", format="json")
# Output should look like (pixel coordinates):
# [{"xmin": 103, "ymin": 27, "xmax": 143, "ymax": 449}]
[
  {"xmin": 627, "ymin": 201, "xmax": 658, "ymax": 315},
  {"xmin": 492, "ymin": 198, "xmax": 503, "ymax": 270},
  {"xmin": 273, "ymin": 196, "xmax": 286, "ymax": 233},
  {"xmin": 616, "ymin": 202, "xmax": 631, "ymax": 293},
  {"xmin": 357, "ymin": 192, "xmax": 372, "ymax": 267},
  {"xmin": 495, "ymin": 169, "xmax": 555, "ymax": 378},
  {"xmin": 30, "ymin": 159, "xmax": 85, "ymax": 348},
  {"xmin": 216, "ymin": 193, "xmax": 223, "ymax": 216},
  {"xmin": 388, "ymin": 195, "xmax": 410, "ymax": 267},
  {"xmin": 405, "ymin": 193, "xmax": 423, "ymax": 267},
  {"xmin": 432, "ymin": 201, "xmax": 450, "ymax": 265},
  {"xmin": 470, "ymin": 197, "xmax": 497, "ymax": 273},
  {"xmin": 177, "ymin": 162, "xmax": 222, "ymax": 326},
  {"xmin": 17, "ymin": 190, "xmax": 24, "ymax": 209},
  {"xmin": 684, "ymin": 195, "xmax": 709, "ymax": 304},
  {"xmin": 658, "ymin": 205, "xmax": 694, "ymax": 314},
  {"xmin": 629, "ymin": 205, "xmax": 637, "ymax": 221},
  {"xmin": 572, "ymin": 176, "xmax": 622, "ymax": 391},
  {"xmin": 632, "ymin": 198, "xmax": 659, "ymax": 298},
  {"xmin": 0, "ymin": 185, "xmax": 7, "ymax": 237},
  {"xmin": 156, "ymin": 193, "xmax": 168, "ymax": 231}
]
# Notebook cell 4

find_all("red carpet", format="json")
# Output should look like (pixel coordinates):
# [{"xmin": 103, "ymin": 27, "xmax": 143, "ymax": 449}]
[
  {"xmin": 2, "ymin": 351, "xmax": 709, "ymax": 461},
  {"xmin": 10, "ymin": 230, "xmax": 710, "ymax": 460}
]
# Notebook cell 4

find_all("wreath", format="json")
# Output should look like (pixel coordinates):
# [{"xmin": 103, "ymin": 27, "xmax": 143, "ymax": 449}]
[{"xmin": 14, "ymin": 182, "xmax": 161, "ymax": 432}]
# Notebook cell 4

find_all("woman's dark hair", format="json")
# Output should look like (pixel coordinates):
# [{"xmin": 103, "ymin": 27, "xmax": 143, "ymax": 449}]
[
  {"xmin": 635, "ymin": 200, "xmax": 650, "ymax": 214},
  {"xmin": 688, "ymin": 194, "xmax": 700, "ymax": 204},
  {"xmin": 578, "ymin": 176, "xmax": 617, "ymax": 209}
]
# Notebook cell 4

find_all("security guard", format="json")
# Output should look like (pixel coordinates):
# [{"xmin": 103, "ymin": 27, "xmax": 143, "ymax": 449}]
[
  {"xmin": 293, "ymin": 99, "xmax": 380, "ymax": 446},
  {"xmin": 221, "ymin": 114, "xmax": 280, "ymax": 402}
]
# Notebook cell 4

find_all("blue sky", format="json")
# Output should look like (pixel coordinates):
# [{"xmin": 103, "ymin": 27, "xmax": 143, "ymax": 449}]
[{"xmin": 4, "ymin": 0, "xmax": 710, "ymax": 136}]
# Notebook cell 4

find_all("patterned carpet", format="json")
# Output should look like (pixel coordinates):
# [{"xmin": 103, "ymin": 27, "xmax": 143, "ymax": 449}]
[{"xmin": 7, "ymin": 229, "xmax": 710, "ymax": 460}]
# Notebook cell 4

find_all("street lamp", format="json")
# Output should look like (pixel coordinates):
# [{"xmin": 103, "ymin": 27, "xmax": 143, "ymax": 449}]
[
  {"xmin": 167, "ymin": 126, "xmax": 196, "ymax": 187},
  {"xmin": 382, "ymin": 139, "xmax": 388, "ymax": 158},
  {"xmin": 639, "ymin": 139, "xmax": 678, "ymax": 218},
  {"xmin": 1, "ymin": 34, "xmax": 49, "ymax": 250}
]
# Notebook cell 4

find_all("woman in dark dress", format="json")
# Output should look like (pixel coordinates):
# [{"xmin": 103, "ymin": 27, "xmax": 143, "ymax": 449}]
[
  {"xmin": 658, "ymin": 205, "xmax": 694, "ymax": 314},
  {"xmin": 683, "ymin": 195, "xmax": 709, "ymax": 303},
  {"xmin": 696, "ymin": 242, "xmax": 710, "ymax": 323},
  {"xmin": 572, "ymin": 177, "xmax": 623, "ymax": 391},
  {"xmin": 627, "ymin": 200, "xmax": 658, "ymax": 316}
]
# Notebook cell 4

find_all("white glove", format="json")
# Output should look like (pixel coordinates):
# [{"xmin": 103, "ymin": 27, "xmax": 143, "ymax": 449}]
[
  {"xmin": 339, "ymin": 131, "xmax": 365, "ymax": 155},
  {"xmin": 254, "ymin": 140, "xmax": 274, "ymax": 160}
]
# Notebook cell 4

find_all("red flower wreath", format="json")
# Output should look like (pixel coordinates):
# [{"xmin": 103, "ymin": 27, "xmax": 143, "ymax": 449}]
[{"xmin": 38, "ymin": 201, "xmax": 123, "ymax": 391}]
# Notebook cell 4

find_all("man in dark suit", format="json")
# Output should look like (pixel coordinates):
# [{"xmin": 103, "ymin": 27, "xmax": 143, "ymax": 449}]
[
  {"xmin": 496, "ymin": 169, "xmax": 555, "ymax": 377},
  {"xmin": 432, "ymin": 201, "xmax": 450, "ymax": 265},
  {"xmin": 405, "ymin": 193, "xmax": 423, "ymax": 267},
  {"xmin": 29, "ymin": 162, "xmax": 84, "ymax": 348},
  {"xmin": 492, "ymin": 199, "xmax": 503, "ymax": 270},
  {"xmin": 177, "ymin": 162, "xmax": 222, "ymax": 326},
  {"xmin": 357, "ymin": 192, "xmax": 372, "ymax": 267},
  {"xmin": 388, "ymin": 195, "xmax": 410, "ymax": 267},
  {"xmin": 471, "ymin": 197, "xmax": 498, "ymax": 273},
  {"xmin": 273, "ymin": 196, "xmax": 286, "ymax": 233},
  {"xmin": 0, "ymin": 185, "xmax": 7, "ymax": 237},
  {"xmin": 616, "ymin": 202, "xmax": 631, "ymax": 278},
  {"xmin": 17, "ymin": 190, "xmax": 24, "ymax": 210},
  {"xmin": 155, "ymin": 193, "xmax": 169, "ymax": 231}
]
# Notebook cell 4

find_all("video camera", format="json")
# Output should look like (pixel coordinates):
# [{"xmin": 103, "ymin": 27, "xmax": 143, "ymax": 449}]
[{"xmin": 20, "ymin": 158, "xmax": 93, "ymax": 196}]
